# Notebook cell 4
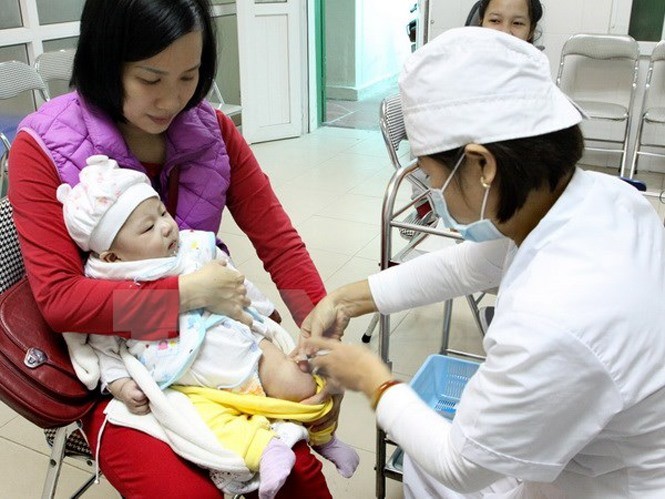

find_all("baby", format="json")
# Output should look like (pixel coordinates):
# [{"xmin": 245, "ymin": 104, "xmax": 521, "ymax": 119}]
[{"xmin": 57, "ymin": 156, "xmax": 358, "ymax": 498}]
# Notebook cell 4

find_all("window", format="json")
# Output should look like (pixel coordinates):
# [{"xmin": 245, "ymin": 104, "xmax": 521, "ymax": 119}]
[
  {"xmin": 35, "ymin": 0, "xmax": 84, "ymax": 25},
  {"xmin": 0, "ymin": 1, "xmax": 81, "ymax": 154},
  {"xmin": 42, "ymin": 37, "xmax": 78, "ymax": 98},
  {"xmin": 0, "ymin": 1, "xmax": 22, "ymax": 29},
  {"xmin": 629, "ymin": 0, "xmax": 665, "ymax": 42}
]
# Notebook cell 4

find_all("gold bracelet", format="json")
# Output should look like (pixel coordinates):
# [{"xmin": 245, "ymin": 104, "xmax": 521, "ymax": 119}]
[{"xmin": 370, "ymin": 379, "xmax": 402, "ymax": 410}]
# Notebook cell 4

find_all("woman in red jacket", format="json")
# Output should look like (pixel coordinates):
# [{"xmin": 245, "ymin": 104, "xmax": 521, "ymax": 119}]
[{"xmin": 8, "ymin": 0, "xmax": 332, "ymax": 497}]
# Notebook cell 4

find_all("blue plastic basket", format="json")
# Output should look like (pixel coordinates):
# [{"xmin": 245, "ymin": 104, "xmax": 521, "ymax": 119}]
[{"xmin": 409, "ymin": 354, "xmax": 481, "ymax": 421}]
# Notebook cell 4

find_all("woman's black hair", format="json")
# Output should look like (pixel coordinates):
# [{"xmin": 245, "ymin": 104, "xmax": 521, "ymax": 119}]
[
  {"xmin": 478, "ymin": 0, "xmax": 543, "ymax": 43},
  {"xmin": 429, "ymin": 125, "xmax": 584, "ymax": 223},
  {"xmin": 71, "ymin": 0, "xmax": 216, "ymax": 123}
]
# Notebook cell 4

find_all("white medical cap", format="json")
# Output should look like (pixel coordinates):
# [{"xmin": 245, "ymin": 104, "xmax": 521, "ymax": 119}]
[
  {"xmin": 56, "ymin": 155, "xmax": 158, "ymax": 254},
  {"xmin": 399, "ymin": 27, "xmax": 585, "ymax": 156}
]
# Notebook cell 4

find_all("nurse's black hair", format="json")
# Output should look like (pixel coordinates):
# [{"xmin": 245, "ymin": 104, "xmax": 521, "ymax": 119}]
[
  {"xmin": 478, "ymin": 0, "xmax": 544, "ymax": 43},
  {"xmin": 428, "ymin": 124, "xmax": 584, "ymax": 223},
  {"xmin": 71, "ymin": 0, "xmax": 216, "ymax": 123}
]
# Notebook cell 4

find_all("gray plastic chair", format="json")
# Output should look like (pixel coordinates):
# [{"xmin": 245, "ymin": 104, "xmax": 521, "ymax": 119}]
[
  {"xmin": 0, "ymin": 61, "xmax": 49, "ymax": 196},
  {"xmin": 0, "ymin": 60, "xmax": 48, "ymax": 103},
  {"xmin": 207, "ymin": 81, "xmax": 242, "ymax": 118},
  {"xmin": 556, "ymin": 33, "xmax": 640, "ymax": 177},
  {"xmin": 464, "ymin": 0, "xmax": 482, "ymax": 27},
  {"xmin": 628, "ymin": 40, "xmax": 665, "ymax": 179},
  {"xmin": 34, "ymin": 48, "xmax": 76, "ymax": 100}
]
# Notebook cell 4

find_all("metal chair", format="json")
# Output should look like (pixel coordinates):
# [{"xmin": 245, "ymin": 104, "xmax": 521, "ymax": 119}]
[
  {"xmin": 0, "ymin": 197, "xmax": 98, "ymax": 499},
  {"xmin": 373, "ymin": 95, "xmax": 491, "ymax": 499},
  {"xmin": 361, "ymin": 94, "xmax": 435, "ymax": 344},
  {"xmin": 362, "ymin": 94, "xmax": 490, "ymax": 350},
  {"xmin": 0, "ymin": 61, "xmax": 49, "ymax": 196},
  {"xmin": 556, "ymin": 33, "xmax": 640, "ymax": 177},
  {"xmin": 207, "ymin": 81, "xmax": 242, "ymax": 118},
  {"xmin": 628, "ymin": 40, "xmax": 665, "ymax": 179},
  {"xmin": 377, "ymin": 93, "xmax": 436, "ymax": 239},
  {"xmin": 34, "ymin": 48, "xmax": 76, "ymax": 100}
]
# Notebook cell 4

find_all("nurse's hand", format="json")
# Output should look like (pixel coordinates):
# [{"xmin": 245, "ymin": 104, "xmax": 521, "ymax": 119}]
[
  {"xmin": 179, "ymin": 260, "xmax": 253, "ymax": 326},
  {"xmin": 300, "ymin": 294, "xmax": 350, "ymax": 344},
  {"xmin": 303, "ymin": 337, "xmax": 392, "ymax": 400},
  {"xmin": 299, "ymin": 280, "xmax": 377, "ymax": 348}
]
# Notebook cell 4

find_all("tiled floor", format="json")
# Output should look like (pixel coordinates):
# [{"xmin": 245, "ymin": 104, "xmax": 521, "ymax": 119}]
[
  {"xmin": 324, "ymin": 78, "xmax": 399, "ymax": 131},
  {"xmin": 1, "ymin": 126, "xmax": 663, "ymax": 498}
]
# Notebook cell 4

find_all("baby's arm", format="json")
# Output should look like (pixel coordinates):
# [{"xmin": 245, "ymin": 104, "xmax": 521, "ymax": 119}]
[
  {"xmin": 87, "ymin": 335, "xmax": 149, "ymax": 415},
  {"xmin": 107, "ymin": 378, "xmax": 150, "ymax": 415},
  {"xmin": 87, "ymin": 334, "xmax": 129, "ymax": 387},
  {"xmin": 258, "ymin": 338, "xmax": 317, "ymax": 402}
]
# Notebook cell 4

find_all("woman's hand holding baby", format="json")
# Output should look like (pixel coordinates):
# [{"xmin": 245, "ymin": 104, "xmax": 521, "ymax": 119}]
[{"xmin": 179, "ymin": 260, "xmax": 253, "ymax": 326}]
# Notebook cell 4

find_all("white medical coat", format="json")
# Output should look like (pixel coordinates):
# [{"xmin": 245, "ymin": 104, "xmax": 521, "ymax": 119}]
[{"xmin": 370, "ymin": 168, "xmax": 665, "ymax": 497}]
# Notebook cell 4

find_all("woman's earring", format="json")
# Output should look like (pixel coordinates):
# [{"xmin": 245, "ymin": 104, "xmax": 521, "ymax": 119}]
[{"xmin": 481, "ymin": 177, "xmax": 491, "ymax": 189}]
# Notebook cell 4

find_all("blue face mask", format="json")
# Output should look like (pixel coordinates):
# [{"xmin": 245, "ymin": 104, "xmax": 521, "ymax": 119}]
[{"xmin": 428, "ymin": 153, "xmax": 505, "ymax": 243}]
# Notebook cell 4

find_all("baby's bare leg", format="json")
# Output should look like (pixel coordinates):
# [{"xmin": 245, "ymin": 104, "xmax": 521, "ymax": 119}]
[{"xmin": 258, "ymin": 339, "xmax": 317, "ymax": 401}]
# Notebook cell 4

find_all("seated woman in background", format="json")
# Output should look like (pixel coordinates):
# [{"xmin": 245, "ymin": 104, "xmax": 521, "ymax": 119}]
[{"xmin": 470, "ymin": 0, "xmax": 543, "ymax": 44}]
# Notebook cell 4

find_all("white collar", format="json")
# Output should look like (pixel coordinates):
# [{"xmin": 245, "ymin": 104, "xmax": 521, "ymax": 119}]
[{"xmin": 85, "ymin": 252, "xmax": 185, "ymax": 281}]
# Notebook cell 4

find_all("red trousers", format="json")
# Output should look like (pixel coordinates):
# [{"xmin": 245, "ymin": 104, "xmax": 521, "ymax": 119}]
[{"xmin": 82, "ymin": 399, "xmax": 332, "ymax": 498}]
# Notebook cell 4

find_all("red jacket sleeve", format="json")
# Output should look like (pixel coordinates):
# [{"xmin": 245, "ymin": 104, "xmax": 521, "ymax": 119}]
[
  {"xmin": 8, "ymin": 131, "xmax": 179, "ymax": 340},
  {"xmin": 220, "ymin": 112, "xmax": 326, "ymax": 325}
]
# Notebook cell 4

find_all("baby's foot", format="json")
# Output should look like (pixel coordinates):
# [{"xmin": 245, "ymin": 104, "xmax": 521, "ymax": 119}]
[
  {"xmin": 258, "ymin": 438, "xmax": 296, "ymax": 499},
  {"xmin": 314, "ymin": 435, "xmax": 359, "ymax": 478}
]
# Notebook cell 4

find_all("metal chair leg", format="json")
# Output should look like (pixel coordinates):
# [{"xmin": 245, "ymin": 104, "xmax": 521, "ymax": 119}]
[
  {"xmin": 439, "ymin": 299, "xmax": 453, "ymax": 354},
  {"xmin": 0, "ymin": 132, "xmax": 10, "ymax": 197},
  {"xmin": 361, "ymin": 313, "xmax": 380, "ymax": 343},
  {"xmin": 465, "ymin": 293, "xmax": 486, "ymax": 336},
  {"xmin": 42, "ymin": 423, "xmax": 78, "ymax": 499},
  {"xmin": 70, "ymin": 474, "xmax": 96, "ymax": 499},
  {"xmin": 440, "ymin": 298, "xmax": 487, "ymax": 361},
  {"xmin": 628, "ymin": 113, "xmax": 646, "ymax": 179}
]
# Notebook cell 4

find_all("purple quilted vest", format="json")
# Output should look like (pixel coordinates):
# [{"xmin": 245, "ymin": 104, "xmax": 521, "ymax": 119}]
[{"xmin": 18, "ymin": 92, "xmax": 231, "ymax": 234}]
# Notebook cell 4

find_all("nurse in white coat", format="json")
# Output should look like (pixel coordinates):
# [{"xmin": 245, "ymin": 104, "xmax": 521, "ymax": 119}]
[{"xmin": 299, "ymin": 27, "xmax": 665, "ymax": 498}]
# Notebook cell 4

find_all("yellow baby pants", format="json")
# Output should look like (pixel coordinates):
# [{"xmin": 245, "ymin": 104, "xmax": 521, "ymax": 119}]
[{"xmin": 174, "ymin": 376, "xmax": 334, "ymax": 471}]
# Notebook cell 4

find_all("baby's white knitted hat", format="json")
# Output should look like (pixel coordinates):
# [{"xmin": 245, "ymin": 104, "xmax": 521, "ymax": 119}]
[{"xmin": 57, "ymin": 155, "xmax": 158, "ymax": 254}]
